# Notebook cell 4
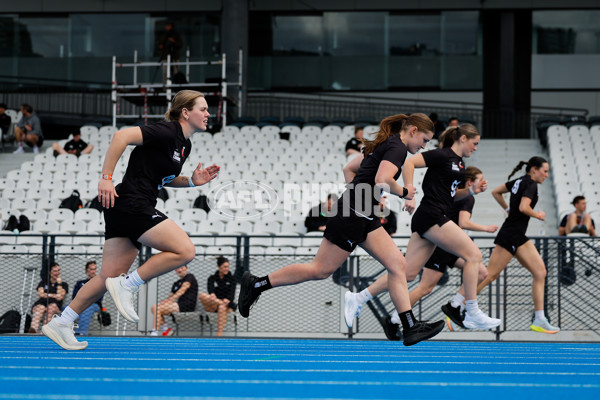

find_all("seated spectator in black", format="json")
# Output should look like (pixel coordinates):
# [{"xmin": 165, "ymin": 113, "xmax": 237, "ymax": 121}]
[
  {"xmin": 72, "ymin": 261, "xmax": 103, "ymax": 336},
  {"xmin": 30, "ymin": 262, "xmax": 68, "ymax": 333},
  {"xmin": 428, "ymin": 112, "xmax": 446, "ymax": 140},
  {"xmin": 52, "ymin": 132, "xmax": 94, "ymax": 157},
  {"xmin": 345, "ymin": 126, "xmax": 364, "ymax": 157},
  {"xmin": 198, "ymin": 256, "xmax": 237, "ymax": 337},
  {"xmin": 305, "ymin": 193, "xmax": 338, "ymax": 232},
  {"xmin": 13, "ymin": 103, "xmax": 44, "ymax": 154},
  {"xmin": 150, "ymin": 265, "xmax": 198, "ymax": 336},
  {"xmin": 378, "ymin": 194, "xmax": 397, "ymax": 235},
  {"xmin": 0, "ymin": 103, "xmax": 11, "ymax": 142},
  {"xmin": 559, "ymin": 195, "xmax": 596, "ymax": 236},
  {"xmin": 448, "ymin": 117, "xmax": 459, "ymax": 128}
]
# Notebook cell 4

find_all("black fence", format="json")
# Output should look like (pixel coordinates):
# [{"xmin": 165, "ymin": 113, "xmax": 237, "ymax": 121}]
[{"xmin": 0, "ymin": 234, "xmax": 598, "ymax": 340}]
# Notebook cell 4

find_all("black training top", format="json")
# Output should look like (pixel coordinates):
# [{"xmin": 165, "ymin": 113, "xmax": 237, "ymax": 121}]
[
  {"xmin": 35, "ymin": 281, "xmax": 69, "ymax": 308},
  {"xmin": 448, "ymin": 194, "xmax": 475, "ymax": 224},
  {"xmin": 64, "ymin": 139, "xmax": 88, "ymax": 153},
  {"xmin": 344, "ymin": 134, "xmax": 408, "ymax": 217},
  {"xmin": 115, "ymin": 121, "xmax": 192, "ymax": 213},
  {"xmin": 207, "ymin": 271, "xmax": 237, "ymax": 310},
  {"xmin": 171, "ymin": 273, "xmax": 198, "ymax": 311},
  {"xmin": 501, "ymin": 174, "xmax": 538, "ymax": 234},
  {"xmin": 345, "ymin": 138, "xmax": 362, "ymax": 152},
  {"xmin": 419, "ymin": 147, "xmax": 465, "ymax": 216}
]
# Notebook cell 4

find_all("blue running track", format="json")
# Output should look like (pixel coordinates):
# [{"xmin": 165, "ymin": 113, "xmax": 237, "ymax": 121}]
[{"xmin": 0, "ymin": 337, "xmax": 599, "ymax": 399}]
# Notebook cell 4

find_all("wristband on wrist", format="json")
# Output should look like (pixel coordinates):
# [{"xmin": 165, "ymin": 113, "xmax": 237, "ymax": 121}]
[
  {"xmin": 469, "ymin": 187, "xmax": 476, "ymax": 196},
  {"xmin": 401, "ymin": 187, "xmax": 408, "ymax": 198},
  {"xmin": 188, "ymin": 176, "xmax": 195, "ymax": 187},
  {"xmin": 101, "ymin": 174, "xmax": 112, "ymax": 180}
]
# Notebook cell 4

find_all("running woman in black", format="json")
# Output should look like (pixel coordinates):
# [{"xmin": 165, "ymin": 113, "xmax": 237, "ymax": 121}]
[
  {"xmin": 238, "ymin": 114, "xmax": 445, "ymax": 346},
  {"xmin": 344, "ymin": 166, "xmax": 499, "ymax": 338},
  {"xmin": 42, "ymin": 90, "xmax": 220, "ymax": 350},
  {"xmin": 476, "ymin": 156, "xmax": 560, "ymax": 334}
]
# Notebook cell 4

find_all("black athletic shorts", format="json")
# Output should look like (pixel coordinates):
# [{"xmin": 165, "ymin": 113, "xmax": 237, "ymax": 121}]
[
  {"xmin": 25, "ymin": 135, "xmax": 44, "ymax": 148},
  {"xmin": 324, "ymin": 211, "xmax": 381, "ymax": 252},
  {"xmin": 423, "ymin": 247, "xmax": 459, "ymax": 274},
  {"xmin": 494, "ymin": 228, "xmax": 529, "ymax": 255},
  {"xmin": 411, "ymin": 207, "xmax": 452, "ymax": 237},
  {"xmin": 104, "ymin": 207, "xmax": 168, "ymax": 249}
]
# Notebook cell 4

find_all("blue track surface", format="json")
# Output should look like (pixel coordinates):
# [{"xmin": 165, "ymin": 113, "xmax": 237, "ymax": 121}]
[{"xmin": 0, "ymin": 337, "xmax": 599, "ymax": 399}]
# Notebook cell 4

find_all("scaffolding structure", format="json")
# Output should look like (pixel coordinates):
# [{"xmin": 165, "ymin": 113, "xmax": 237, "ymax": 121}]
[{"xmin": 111, "ymin": 49, "xmax": 243, "ymax": 127}]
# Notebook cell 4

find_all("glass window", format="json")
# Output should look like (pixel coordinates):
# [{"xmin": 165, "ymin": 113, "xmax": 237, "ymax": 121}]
[
  {"xmin": 323, "ymin": 12, "xmax": 386, "ymax": 56},
  {"xmin": 272, "ymin": 15, "xmax": 324, "ymax": 55},
  {"xmin": 533, "ymin": 10, "xmax": 600, "ymax": 54},
  {"xmin": 389, "ymin": 14, "xmax": 441, "ymax": 56}
]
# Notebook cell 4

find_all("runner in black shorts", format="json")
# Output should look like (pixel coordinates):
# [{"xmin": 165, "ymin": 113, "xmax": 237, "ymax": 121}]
[
  {"xmin": 344, "ymin": 164, "xmax": 500, "ymax": 338},
  {"xmin": 238, "ymin": 113, "xmax": 446, "ymax": 347},
  {"xmin": 402, "ymin": 125, "xmax": 500, "ymax": 330},
  {"xmin": 42, "ymin": 90, "xmax": 220, "ymax": 350},
  {"xmin": 476, "ymin": 156, "xmax": 560, "ymax": 334}
]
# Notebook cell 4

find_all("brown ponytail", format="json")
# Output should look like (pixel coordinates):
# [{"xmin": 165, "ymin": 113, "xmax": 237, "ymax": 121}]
[
  {"xmin": 460, "ymin": 166, "xmax": 482, "ymax": 189},
  {"xmin": 508, "ymin": 156, "xmax": 548, "ymax": 180},
  {"xmin": 361, "ymin": 113, "xmax": 433, "ymax": 157},
  {"xmin": 439, "ymin": 123, "xmax": 480, "ymax": 148}
]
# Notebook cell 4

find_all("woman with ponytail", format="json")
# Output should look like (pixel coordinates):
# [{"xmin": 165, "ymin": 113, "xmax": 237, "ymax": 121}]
[
  {"xmin": 343, "ymin": 166, "xmax": 500, "ymax": 339},
  {"xmin": 42, "ymin": 90, "xmax": 220, "ymax": 350},
  {"xmin": 402, "ymin": 124, "xmax": 501, "ymax": 331},
  {"xmin": 238, "ymin": 113, "xmax": 446, "ymax": 346},
  {"xmin": 476, "ymin": 156, "xmax": 560, "ymax": 334}
]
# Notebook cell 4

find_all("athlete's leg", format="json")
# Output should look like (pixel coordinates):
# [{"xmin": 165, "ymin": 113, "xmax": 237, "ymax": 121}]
[
  {"xmin": 514, "ymin": 240, "xmax": 547, "ymax": 311},
  {"xmin": 198, "ymin": 293, "xmax": 220, "ymax": 312},
  {"xmin": 409, "ymin": 268, "xmax": 444, "ymax": 306},
  {"xmin": 68, "ymin": 237, "xmax": 139, "ymax": 314},
  {"xmin": 477, "ymin": 245, "xmax": 514, "ymax": 294},
  {"xmin": 136, "ymin": 219, "xmax": 196, "ymax": 281},
  {"xmin": 453, "ymin": 258, "xmax": 488, "ymax": 298},
  {"xmin": 268, "ymin": 238, "xmax": 350, "ymax": 287}
]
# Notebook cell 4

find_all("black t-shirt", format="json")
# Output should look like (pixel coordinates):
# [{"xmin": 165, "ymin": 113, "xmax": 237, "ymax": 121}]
[
  {"xmin": 419, "ymin": 147, "xmax": 465, "ymax": 216},
  {"xmin": 501, "ymin": 174, "xmax": 538, "ymax": 234},
  {"xmin": 64, "ymin": 139, "xmax": 88, "ymax": 153},
  {"xmin": 448, "ymin": 194, "xmax": 475, "ymax": 224},
  {"xmin": 0, "ymin": 113, "xmax": 11, "ymax": 133},
  {"xmin": 35, "ymin": 280, "xmax": 69, "ymax": 308},
  {"xmin": 73, "ymin": 278, "xmax": 103, "ymax": 307},
  {"xmin": 171, "ymin": 273, "xmax": 198, "ymax": 311},
  {"xmin": 344, "ymin": 135, "xmax": 408, "ymax": 217},
  {"xmin": 207, "ymin": 271, "xmax": 237, "ymax": 310},
  {"xmin": 115, "ymin": 121, "xmax": 192, "ymax": 213},
  {"xmin": 345, "ymin": 138, "xmax": 362, "ymax": 152}
]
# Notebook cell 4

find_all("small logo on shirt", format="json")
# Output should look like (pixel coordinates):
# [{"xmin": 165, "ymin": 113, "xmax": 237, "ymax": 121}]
[
  {"xmin": 173, "ymin": 149, "xmax": 181, "ymax": 162},
  {"xmin": 347, "ymin": 240, "xmax": 355, "ymax": 247},
  {"xmin": 452, "ymin": 162, "xmax": 460, "ymax": 172}
]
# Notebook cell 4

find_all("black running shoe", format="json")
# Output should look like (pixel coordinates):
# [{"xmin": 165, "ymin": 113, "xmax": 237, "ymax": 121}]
[
  {"xmin": 402, "ymin": 320, "xmax": 445, "ymax": 347},
  {"xmin": 383, "ymin": 316, "xmax": 403, "ymax": 341},
  {"xmin": 441, "ymin": 301, "xmax": 465, "ymax": 329},
  {"xmin": 238, "ymin": 272, "xmax": 261, "ymax": 318}
]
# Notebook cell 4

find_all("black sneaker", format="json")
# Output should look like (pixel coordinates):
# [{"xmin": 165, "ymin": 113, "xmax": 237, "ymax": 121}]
[
  {"xmin": 441, "ymin": 301, "xmax": 465, "ymax": 329},
  {"xmin": 238, "ymin": 272, "xmax": 261, "ymax": 318},
  {"xmin": 382, "ymin": 316, "xmax": 403, "ymax": 341},
  {"xmin": 402, "ymin": 320, "xmax": 445, "ymax": 347}
]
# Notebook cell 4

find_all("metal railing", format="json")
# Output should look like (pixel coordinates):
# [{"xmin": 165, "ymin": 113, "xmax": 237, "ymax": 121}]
[{"xmin": 0, "ymin": 233, "xmax": 598, "ymax": 340}]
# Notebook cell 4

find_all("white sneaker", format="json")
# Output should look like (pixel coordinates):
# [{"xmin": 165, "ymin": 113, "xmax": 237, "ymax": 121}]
[
  {"xmin": 463, "ymin": 309, "xmax": 502, "ymax": 330},
  {"xmin": 150, "ymin": 330, "xmax": 159, "ymax": 336},
  {"xmin": 105, "ymin": 274, "xmax": 140, "ymax": 323},
  {"xmin": 12, "ymin": 146, "xmax": 24, "ymax": 154},
  {"xmin": 33, "ymin": 145, "xmax": 39, "ymax": 154},
  {"xmin": 344, "ymin": 291, "xmax": 363, "ymax": 329},
  {"xmin": 530, "ymin": 318, "xmax": 560, "ymax": 334},
  {"xmin": 41, "ymin": 315, "xmax": 88, "ymax": 351}
]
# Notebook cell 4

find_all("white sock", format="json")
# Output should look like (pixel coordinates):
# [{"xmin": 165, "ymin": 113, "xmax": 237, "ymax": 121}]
[
  {"xmin": 18, "ymin": 142, "xmax": 23, "ymax": 148},
  {"xmin": 357, "ymin": 288, "xmax": 373, "ymax": 304},
  {"xmin": 56, "ymin": 306, "xmax": 79, "ymax": 325},
  {"xmin": 534, "ymin": 310, "xmax": 546, "ymax": 321},
  {"xmin": 465, "ymin": 299, "xmax": 479, "ymax": 314},
  {"xmin": 450, "ymin": 293, "xmax": 465, "ymax": 310},
  {"xmin": 390, "ymin": 310, "xmax": 400, "ymax": 325},
  {"xmin": 122, "ymin": 270, "xmax": 145, "ymax": 289}
]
